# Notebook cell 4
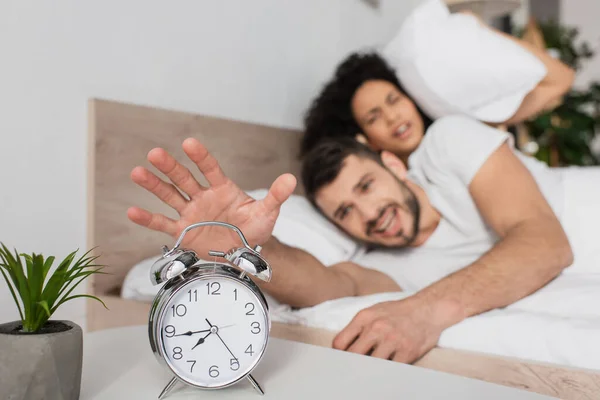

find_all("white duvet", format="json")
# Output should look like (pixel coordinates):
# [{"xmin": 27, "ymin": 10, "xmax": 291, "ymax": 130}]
[{"xmin": 268, "ymin": 272, "xmax": 600, "ymax": 371}]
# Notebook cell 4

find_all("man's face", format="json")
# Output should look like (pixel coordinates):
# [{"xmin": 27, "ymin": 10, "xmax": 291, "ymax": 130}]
[{"xmin": 315, "ymin": 154, "xmax": 420, "ymax": 248}]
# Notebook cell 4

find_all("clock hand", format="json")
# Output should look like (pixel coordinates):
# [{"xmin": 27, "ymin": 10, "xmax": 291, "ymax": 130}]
[
  {"xmin": 174, "ymin": 328, "xmax": 210, "ymax": 337},
  {"xmin": 215, "ymin": 331, "xmax": 238, "ymax": 360},
  {"xmin": 206, "ymin": 318, "xmax": 238, "ymax": 360},
  {"xmin": 175, "ymin": 324, "xmax": 236, "ymax": 337},
  {"xmin": 191, "ymin": 331, "xmax": 211, "ymax": 350}
]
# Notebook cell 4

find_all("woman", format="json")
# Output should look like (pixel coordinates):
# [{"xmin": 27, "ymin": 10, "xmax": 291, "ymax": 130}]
[
  {"xmin": 301, "ymin": 17, "xmax": 575, "ymax": 164},
  {"xmin": 301, "ymin": 52, "xmax": 432, "ymax": 165}
]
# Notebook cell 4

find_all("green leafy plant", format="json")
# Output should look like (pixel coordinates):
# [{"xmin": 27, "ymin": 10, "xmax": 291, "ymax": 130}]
[
  {"xmin": 515, "ymin": 21, "xmax": 600, "ymax": 166},
  {"xmin": 0, "ymin": 243, "xmax": 107, "ymax": 333},
  {"xmin": 525, "ymin": 88, "xmax": 600, "ymax": 166}
]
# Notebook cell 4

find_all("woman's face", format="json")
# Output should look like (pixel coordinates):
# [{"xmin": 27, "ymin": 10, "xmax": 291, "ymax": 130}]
[{"xmin": 351, "ymin": 80, "xmax": 424, "ymax": 158}]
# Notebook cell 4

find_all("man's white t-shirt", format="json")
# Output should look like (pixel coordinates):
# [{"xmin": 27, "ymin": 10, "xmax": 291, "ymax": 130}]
[{"xmin": 353, "ymin": 115, "xmax": 566, "ymax": 292}]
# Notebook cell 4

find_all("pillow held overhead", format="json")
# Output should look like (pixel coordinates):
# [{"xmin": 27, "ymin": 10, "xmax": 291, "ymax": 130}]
[{"xmin": 382, "ymin": 0, "xmax": 547, "ymax": 123}]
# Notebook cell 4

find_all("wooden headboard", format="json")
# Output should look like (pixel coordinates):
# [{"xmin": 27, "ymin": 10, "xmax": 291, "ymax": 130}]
[{"xmin": 87, "ymin": 98, "xmax": 304, "ymax": 297}]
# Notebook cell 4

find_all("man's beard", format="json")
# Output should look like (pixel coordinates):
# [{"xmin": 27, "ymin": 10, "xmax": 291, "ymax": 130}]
[{"xmin": 364, "ymin": 177, "xmax": 421, "ymax": 249}]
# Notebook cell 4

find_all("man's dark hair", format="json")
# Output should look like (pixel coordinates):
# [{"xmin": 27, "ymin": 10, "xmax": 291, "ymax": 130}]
[
  {"xmin": 301, "ymin": 137, "xmax": 382, "ymax": 208},
  {"xmin": 301, "ymin": 52, "xmax": 433, "ymax": 158}
]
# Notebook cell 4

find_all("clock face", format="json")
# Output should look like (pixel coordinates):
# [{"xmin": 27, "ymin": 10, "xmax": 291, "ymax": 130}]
[{"xmin": 158, "ymin": 275, "xmax": 269, "ymax": 388}]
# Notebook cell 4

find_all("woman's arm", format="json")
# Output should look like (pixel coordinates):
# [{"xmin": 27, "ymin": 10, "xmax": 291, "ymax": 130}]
[
  {"xmin": 462, "ymin": 11, "xmax": 575, "ymax": 125},
  {"xmin": 495, "ymin": 29, "xmax": 575, "ymax": 125}
]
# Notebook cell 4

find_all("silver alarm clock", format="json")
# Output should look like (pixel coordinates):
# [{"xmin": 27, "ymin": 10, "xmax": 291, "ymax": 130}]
[{"xmin": 148, "ymin": 221, "xmax": 272, "ymax": 399}]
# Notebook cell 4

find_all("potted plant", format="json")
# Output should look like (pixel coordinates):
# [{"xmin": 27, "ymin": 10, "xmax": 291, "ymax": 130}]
[{"xmin": 0, "ymin": 243, "xmax": 106, "ymax": 400}]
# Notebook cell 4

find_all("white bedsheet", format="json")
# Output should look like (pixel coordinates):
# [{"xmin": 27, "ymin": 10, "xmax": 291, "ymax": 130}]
[
  {"xmin": 268, "ymin": 277, "xmax": 600, "ymax": 371},
  {"xmin": 123, "ymin": 236, "xmax": 600, "ymax": 371},
  {"xmin": 123, "ymin": 257, "xmax": 600, "ymax": 371}
]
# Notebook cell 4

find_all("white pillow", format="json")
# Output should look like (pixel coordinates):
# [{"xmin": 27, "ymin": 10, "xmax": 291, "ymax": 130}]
[
  {"xmin": 121, "ymin": 191, "xmax": 358, "ymax": 302},
  {"xmin": 121, "ymin": 254, "xmax": 163, "ymax": 302},
  {"xmin": 247, "ymin": 189, "xmax": 358, "ymax": 266},
  {"xmin": 382, "ymin": 0, "xmax": 547, "ymax": 123}
]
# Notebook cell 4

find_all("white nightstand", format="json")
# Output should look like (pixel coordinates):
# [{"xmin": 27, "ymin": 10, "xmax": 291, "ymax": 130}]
[{"xmin": 80, "ymin": 325, "xmax": 555, "ymax": 399}]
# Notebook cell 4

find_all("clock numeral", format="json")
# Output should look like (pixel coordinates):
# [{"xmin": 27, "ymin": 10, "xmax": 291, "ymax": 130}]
[
  {"xmin": 245, "ymin": 302, "xmax": 255, "ymax": 315},
  {"xmin": 209, "ymin": 365, "xmax": 220, "ymax": 378},
  {"xmin": 245, "ymin": 344, "xmax": 254, "ymax": 356},
  {"xmin": 173, "ymin": 347, "xmax": 183, "ymax": 360},
  {"xmin": 164, "ymin": 325, "xmax": 176, "ymax": 338},
  {"xmin": 187, "ymin": 360, "xmax": 196, "ymax": 373},
  {"xmin": 230, "ymin": 358, "xmax": 240, "ymax": 371},
  {"xmin": 251, "ymin": 321, "xmax": 261, "ymax": 334},
  {"xmin": 233, "ymin": 288, "xmax": 238, "ymax": 301},
  {"xmin": 188, "ymin": 289, "xmax": 198, "ymax": 302},
  {"xmin": 206, "ymin": 282, "xmax": 221, "ymax": 295},
  {"xmin": 171, "ymin": 304, "xmax": 187, "ymax": 317}
]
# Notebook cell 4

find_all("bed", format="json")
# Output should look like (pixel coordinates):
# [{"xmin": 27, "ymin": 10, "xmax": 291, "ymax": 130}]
[{"xmin": 86, "ymin": 98, "xmax": 600, "ymax": 399}]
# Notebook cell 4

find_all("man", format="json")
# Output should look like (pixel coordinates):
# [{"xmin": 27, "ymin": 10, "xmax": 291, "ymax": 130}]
[{"xmin": 128, "ymin": 115, "xmax": 575, "ymax": 363}]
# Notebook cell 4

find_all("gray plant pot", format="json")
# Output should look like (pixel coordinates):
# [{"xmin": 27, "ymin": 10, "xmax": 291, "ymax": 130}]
[{"xmin": 0, "ymin": 320, "xmax": 83, "ymax": 400}]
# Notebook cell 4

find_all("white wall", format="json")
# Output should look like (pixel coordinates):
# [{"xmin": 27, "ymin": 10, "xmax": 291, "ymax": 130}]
[
  {"xmin": 561, "ymin": 0, "xmax": 600, "ymax": 88},
  {"xmin": 511, "ymin": 0, "xmax": 530, "ymax": 28},
  {"xmin": 0, "ymin": 0, "xmax": 421, "ymax": 328}
]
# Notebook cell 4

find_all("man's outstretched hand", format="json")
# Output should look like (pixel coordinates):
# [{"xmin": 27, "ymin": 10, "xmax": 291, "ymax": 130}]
[{"xmin": 127, "ymin": 138, "xmax": 297, "ymax": 256}]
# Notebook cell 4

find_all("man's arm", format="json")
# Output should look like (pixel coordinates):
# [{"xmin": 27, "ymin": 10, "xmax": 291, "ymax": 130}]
[
  {"xmin": 333, "ymin": 141, "xmax": 573, "ymax": 362},
  {"xmin": 413, "ymin": 142, "xmax": 573, "ymax": 324},
  {"xmin": 261, "ymin": 237, "xmax": 401, "ymax": 307},
  {"xmin": 128, "ymin": 138, "xmax": 397, "ymax": 309},
  {"xmin": 259, "ymin": 237, "xmax": 355, "ymax": 308}
]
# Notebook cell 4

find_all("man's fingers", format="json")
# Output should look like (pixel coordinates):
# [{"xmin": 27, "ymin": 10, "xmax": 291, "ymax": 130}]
[
  {"xmin": 333, "ymin": 320, "xmax": 364, "ymax": 351},
  {"xmin": 131, "ymin": 166, "xmax": 188, "ymax": 212},
  {"xmin": 147, "ymin": 148, "xmax": 203, "ymax": 197},
  {"xmin": 391, "ymin": 350, "xmax": 413, "ymax": 364},
  {"xmin": 393, "ymin": 343, "xmax": 434, "ymax": 364},
  {"xmin": 370, "ymin": 342, "xmax": 396, "ymax": 360},
  {"xmin": 262, "ymin": 173, "xmax": 297, "ymax": 213},
  {"xmin": 346, "ymin": 331, "xmax": 379, "ymax": 355},
  {"xmin": 127, "ymin": 207, "xmax": 179, "ymax": 236},
  {"xmin": 182, "ymin": 138, "xmax": 228, "ymax": 187}
]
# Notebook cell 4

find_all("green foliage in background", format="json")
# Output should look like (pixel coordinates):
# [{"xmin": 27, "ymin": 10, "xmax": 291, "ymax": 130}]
[{"xmin": 516, "ymin": 21, "xmax": 600, "ymax": 166}]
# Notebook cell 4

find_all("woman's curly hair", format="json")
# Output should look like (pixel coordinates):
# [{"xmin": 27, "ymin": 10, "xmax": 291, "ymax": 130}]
[{"xmin": 300, "ymin": 52, "xmax": 432, "ymax": 158}]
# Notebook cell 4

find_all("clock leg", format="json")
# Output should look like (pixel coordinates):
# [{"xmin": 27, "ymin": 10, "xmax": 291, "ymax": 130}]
[
  {"xmin": 247, "ymin": 374, "xmax": 264, "ymax": 395},
  {"xmin": 158, "ymin": 376, "xmax": 179, "ymax": 400}
]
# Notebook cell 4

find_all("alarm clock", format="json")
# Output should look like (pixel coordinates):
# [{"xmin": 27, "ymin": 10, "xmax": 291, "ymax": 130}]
[{"xmin": 148, "ymin": 221, "xmax": 272, "ymax": 399}]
